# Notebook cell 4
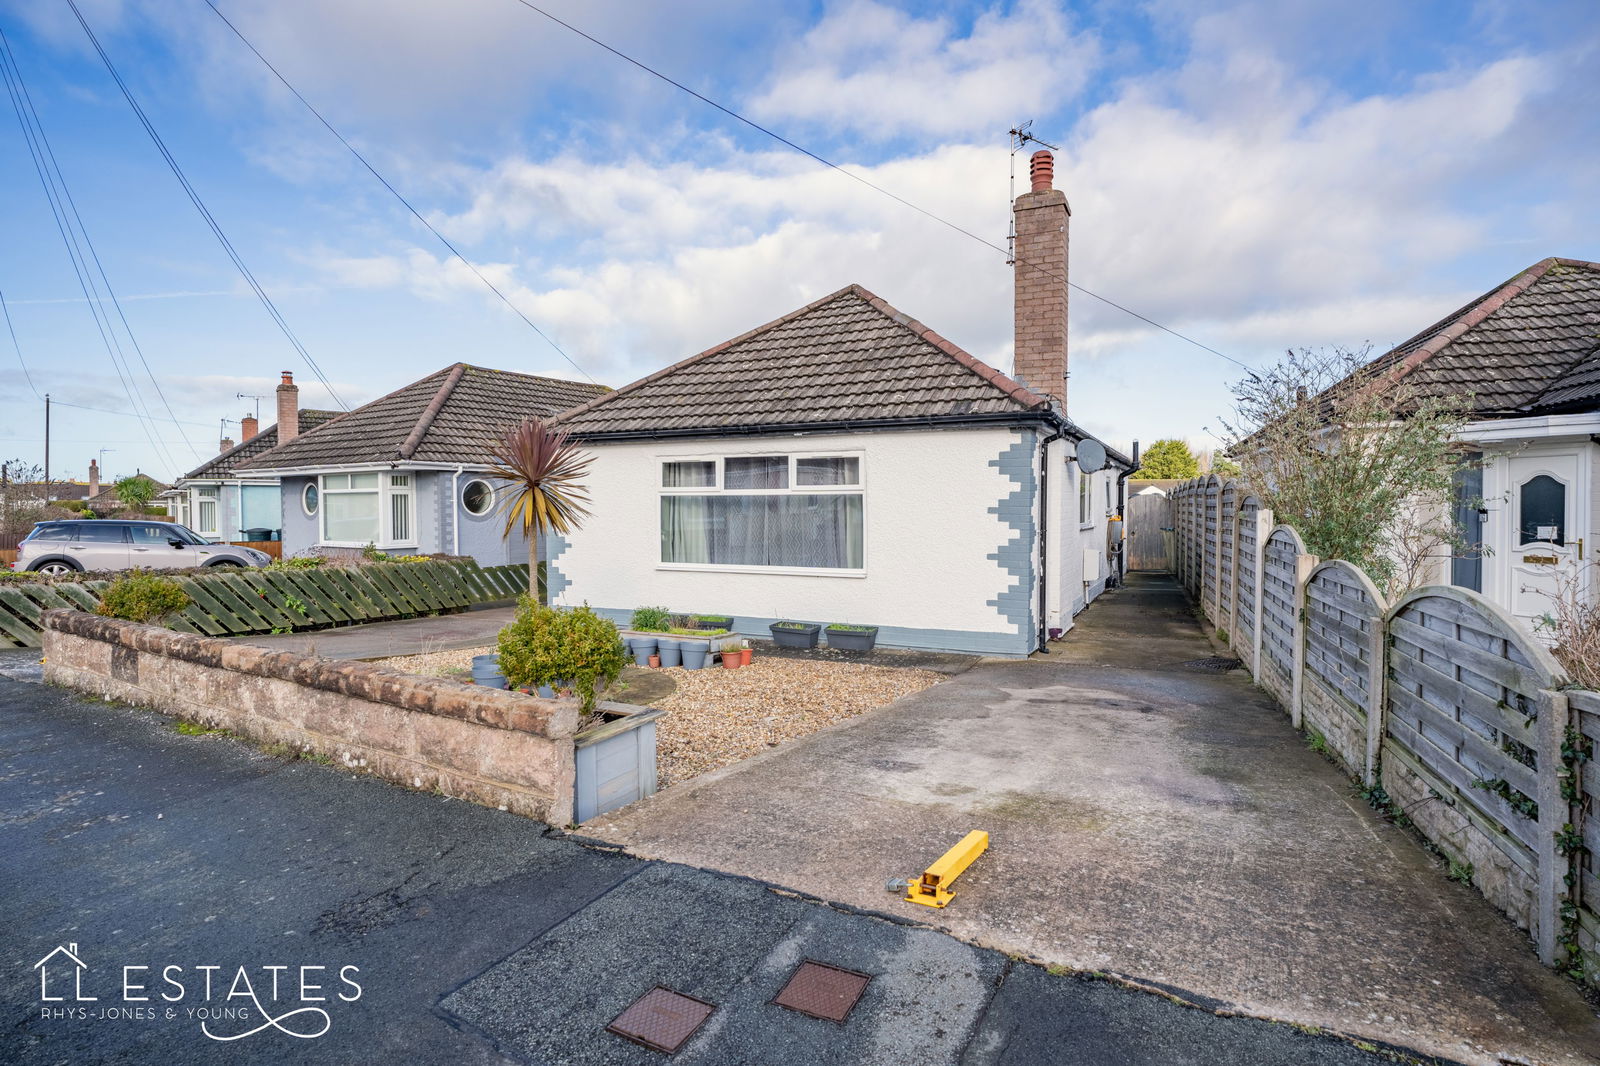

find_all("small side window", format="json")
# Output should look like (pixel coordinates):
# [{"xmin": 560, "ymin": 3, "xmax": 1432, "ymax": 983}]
[
  {"xmin": 462, "ymin": 479, "xmax": 494, "ymax": 516},
  {"xmin": 302, "ymin": 482, "xmax": 320, "ymax": 516}
]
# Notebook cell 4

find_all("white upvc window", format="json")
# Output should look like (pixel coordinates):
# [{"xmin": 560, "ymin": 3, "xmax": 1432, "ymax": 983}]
[
  {"xmin": 194, "ymin": 486, "xmax": 219, "ymax": 537},
  {"xmin": 658, "ymin": 452, "xmax": 865, "ymax": 574},
  {"xmin": 1078, "ymin": 470, "xmax": 1092, "ymax": 527},
  {"xmin": 319, "ymin": 472, "xmax": 416, "ymax": 548}
]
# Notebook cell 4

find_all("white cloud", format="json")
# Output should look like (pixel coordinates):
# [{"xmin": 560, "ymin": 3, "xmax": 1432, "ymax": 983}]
[{"xmin": 747, "ymin": 0, "xmax": 1099, "ymax": 139}]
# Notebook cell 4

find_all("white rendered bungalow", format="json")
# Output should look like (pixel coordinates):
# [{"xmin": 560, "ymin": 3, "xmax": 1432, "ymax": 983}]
[{"xmin": 548, "ymin": 150, "xmax": 1131, "ymax": 656}]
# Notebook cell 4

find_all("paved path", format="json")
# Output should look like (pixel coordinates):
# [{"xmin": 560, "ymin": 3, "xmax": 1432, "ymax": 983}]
[
  {"xmin": 2, "ymin": 677, "xmax": 1401, "ymax": 1064},
  {"xmin": 586, "ymin": 573, "xmax": 1600, "ymax": 1066},
  {"xmin": 233, "ymin": 605, "xmax": 516, "ymax": 660}
]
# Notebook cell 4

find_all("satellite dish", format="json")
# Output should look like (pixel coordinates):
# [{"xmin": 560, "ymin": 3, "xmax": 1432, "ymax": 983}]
[{"xmin": 1076, "ymin": 440, "xmax": 1107, "ymax": 474}]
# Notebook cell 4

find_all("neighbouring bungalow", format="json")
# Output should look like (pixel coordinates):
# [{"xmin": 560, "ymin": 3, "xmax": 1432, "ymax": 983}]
[
  {"xmin": 1322, "ymin": 256, "xmax": 1600, "ymax": 632},
  {"xmin": 238, "ymin": 363, "xmax": 608, "ymax": 562},
  {"xmin": 163, "ymin": 374, "xmax": 338, "ymax": 541},
  {"xmin": 547, "ymin": 150, "xmax": 1131, "ymax": 657}
]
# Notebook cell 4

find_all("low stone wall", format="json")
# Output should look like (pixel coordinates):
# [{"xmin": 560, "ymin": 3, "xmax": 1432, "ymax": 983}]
[{"xmin": 41, "ymin": 609, "xmax": 577, "ymax": 825}]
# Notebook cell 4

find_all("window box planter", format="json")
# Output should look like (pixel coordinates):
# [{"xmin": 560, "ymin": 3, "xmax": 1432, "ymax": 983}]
[
  {"xmin": 693, "ymin": 614, "xmax": 733, "ymax": 631},
  {"xmin": 574, "ymin": 702, "xmax": 664, "ymax": 823},
  {"xmin": 769, "ymin": 621, "xmax": 821, "ymax": 649},
  {"xmin": 825, "ymin": 625, "xmax": 879, "ymax": 652}
]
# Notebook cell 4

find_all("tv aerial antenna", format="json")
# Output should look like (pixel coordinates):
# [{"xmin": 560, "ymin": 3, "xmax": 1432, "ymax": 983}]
[
  {"xmin": 237, "ymin": 392, "xmax": 265, "ymax": 420},
  {"xmin": 1007, "ymin": 121, "xmax": 1060, "ymax": 264}
]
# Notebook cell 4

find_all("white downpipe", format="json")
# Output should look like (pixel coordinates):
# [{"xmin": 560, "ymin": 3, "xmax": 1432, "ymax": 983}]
[{"xmin": 451, "ymin": 465, "xmax": 464, "ymax": 556}]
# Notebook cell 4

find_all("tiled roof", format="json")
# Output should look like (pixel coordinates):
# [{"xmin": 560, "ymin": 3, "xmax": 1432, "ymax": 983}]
[
  {"xmin": 551, "ymin": 284, "xmax": 1050, "ymax": 438},
  {"xmin": 178, "ymin": 410, "xmax": 340, "ymax": 481},
  {"xmin": 1354, "ymin": 258, "xmax": 1600, "ymax": 416},
  {"xmin": 238, "ymin": 364, "xmax": 608, "ymax": 471}
]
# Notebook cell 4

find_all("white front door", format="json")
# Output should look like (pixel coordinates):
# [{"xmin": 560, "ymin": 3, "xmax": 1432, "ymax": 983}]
[{"xmin": 1505, "ymin": 452, "xmax": 1587, "ymax": 634}]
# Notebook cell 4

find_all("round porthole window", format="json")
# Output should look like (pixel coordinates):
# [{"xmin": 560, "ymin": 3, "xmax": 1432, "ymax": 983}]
[
  {"xmin": 302, "ymin": 482, "xmax": 319, "ymax": 516},
  {"xmin": 462, "ymin": 479, "xmax": 494, "ymax": 516}
]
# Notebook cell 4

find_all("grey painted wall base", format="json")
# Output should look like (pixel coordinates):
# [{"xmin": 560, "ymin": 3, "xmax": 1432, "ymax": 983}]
[{"xmin": 586, "ymin": 607, "xmax": 1032, "ymax": 658}]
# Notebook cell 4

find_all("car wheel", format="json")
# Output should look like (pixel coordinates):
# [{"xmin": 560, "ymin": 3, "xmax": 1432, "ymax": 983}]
[{"xmin": 32, "ymin": 560, "xmax": 80, "ymax": 576}]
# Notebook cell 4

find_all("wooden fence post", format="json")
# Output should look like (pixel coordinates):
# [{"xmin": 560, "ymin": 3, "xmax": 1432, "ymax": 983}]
[
  {"xmin": 1289, "ymin": 551, "xmax": 1320, "ymax": 730},
  {"xmin": 1363, "ymin": 606, "xmax": 1386, "ymax": 788},
  {"xmin": 1251, "ymin": 506, "xmax": 1273, "ymax": 679},
  {"xmin": 1535, "ymin": 688, "xmax": 1571, "ymax": 966}
]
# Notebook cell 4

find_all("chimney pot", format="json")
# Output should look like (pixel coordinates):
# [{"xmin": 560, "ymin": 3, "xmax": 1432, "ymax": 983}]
[
  {"xmin": 1029, "ymin": 149, "xmax": 1054, "ymax": 192},
  {"xmin": 276, "ymin": 371, "xmax": 301, "ymax": 443}
]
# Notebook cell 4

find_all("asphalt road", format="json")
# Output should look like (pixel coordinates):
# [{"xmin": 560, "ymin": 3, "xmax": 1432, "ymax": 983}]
[{"xmin": 1, "ymin": 676, "xmax": 1441, "ymax": 1064}]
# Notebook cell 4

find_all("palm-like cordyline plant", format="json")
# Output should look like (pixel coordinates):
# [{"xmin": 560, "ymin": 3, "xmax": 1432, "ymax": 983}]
[{"xmin": 485, "ymin": 418, "xmax": 593, "ymax": 601}]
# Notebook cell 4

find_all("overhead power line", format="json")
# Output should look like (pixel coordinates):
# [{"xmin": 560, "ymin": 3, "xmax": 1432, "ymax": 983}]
[
  {"xmin": 0, "ymin": 29, "xmax": 190, "ymax": 470},
  {"xmin": 509, "ymin": 1, "xmax": 1255, "ymax": 375},
  {"xmin": 201, "ymin": 0, "xmax": 598, "ymax": 385},
  {"xmin": 0, "ymin": 290, "xmax": 41, "ymax": 399},
  {"xmin": 64, "ymin": 0, "xmax": 349, "ymax": 411}
]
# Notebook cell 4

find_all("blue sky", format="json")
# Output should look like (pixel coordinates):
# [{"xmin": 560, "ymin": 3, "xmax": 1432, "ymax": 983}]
[{"xmin": 1, "ymin": 0, "xmax": 1597, "ymax": 483}]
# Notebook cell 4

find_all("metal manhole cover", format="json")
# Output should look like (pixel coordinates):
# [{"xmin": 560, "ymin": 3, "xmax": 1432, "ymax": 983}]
[
  {"xmin": 1179, "ymin": 656, "xmax": 1242, "ymax": 673},
  {"xmin": 606, "ymin": 986, "xmax": 716, "ymax": 1054},
  {"xmin": 772, "ymin": 960, "xmax": 871, "ymax": 1024}
]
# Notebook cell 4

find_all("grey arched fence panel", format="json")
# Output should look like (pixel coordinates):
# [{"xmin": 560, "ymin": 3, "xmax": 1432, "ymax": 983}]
[
  {"xmin": 1233, "ymin": 495, "xmax": 1262, "ymax": 668},
  {"xmin": 1259, "ymin": 526, "xmax": 1304, "ymax": 702},
  {"xmin": 1216, "ymin": 480, "xmax": 1238, "ymax": 632},
  {"xmin": 1383, "ymin": 587, "xmax": 1567, "ymax": 940},
  {"xmin": 1570, "ymin": 688, "xmax": 1600, "ymax": 986},
  {"xmin": 1301, "ymin": 560, "xmax": 1386, "ymax": 781}
]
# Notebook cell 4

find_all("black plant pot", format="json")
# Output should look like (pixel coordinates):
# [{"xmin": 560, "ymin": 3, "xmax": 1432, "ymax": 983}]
[
  {"xmin": 769, "ymin": 622, "xmax": 821, "ymax": 649},
  {"xmin": 696, "ymin": 615, "xmax": 734, "ymax": 631},
  {"xmin": 825, "ymin": 626, "xmax": 879, "ymax": 652}
]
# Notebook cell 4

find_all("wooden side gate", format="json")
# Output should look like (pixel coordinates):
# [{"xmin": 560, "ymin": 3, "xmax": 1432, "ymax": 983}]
[{"xmin": 1125, "ymin": 490, "xmax": 1174, "ymax": 571}]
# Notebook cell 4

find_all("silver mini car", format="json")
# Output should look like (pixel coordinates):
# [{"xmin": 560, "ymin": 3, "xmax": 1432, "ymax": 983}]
[{"xmin": 15, "ymin": 520, "xmax": 273, "ymax": 575}]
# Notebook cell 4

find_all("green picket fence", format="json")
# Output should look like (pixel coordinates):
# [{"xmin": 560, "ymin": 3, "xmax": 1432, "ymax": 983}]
[{"xmin": 0, "ymin": 560, "xmax": 532, "ymax": 649}]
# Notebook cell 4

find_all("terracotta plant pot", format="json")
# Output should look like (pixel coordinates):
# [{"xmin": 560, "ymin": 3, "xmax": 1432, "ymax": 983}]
[
  {"xmin": 721, "ymin": 651, "xmax": 740, "ymax": 669},
  {"xmin": 649, "ymin": 654, "xmax": 661, "ymax": 668},
  {"xmin": 739, "ymin": 648, "xmax": 753, "ymax": 666}
]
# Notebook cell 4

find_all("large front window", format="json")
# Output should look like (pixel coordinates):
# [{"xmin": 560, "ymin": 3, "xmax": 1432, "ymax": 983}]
[
  {"xmin": 659, "ymin": 454, "xmax": 863, "ymax": 571},
  {"xmin": 194, "ymin": 487, "xmax": 218, "ymax": 536},
  {"xmin": 320, "ymin": 472, "xmax": 415, "ymax": 547}
]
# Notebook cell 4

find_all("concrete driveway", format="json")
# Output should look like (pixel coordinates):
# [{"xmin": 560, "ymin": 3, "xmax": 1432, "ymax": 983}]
[{"xmin": 584, "ymin": 573, "xmax": 1600, "ymax": 1066}]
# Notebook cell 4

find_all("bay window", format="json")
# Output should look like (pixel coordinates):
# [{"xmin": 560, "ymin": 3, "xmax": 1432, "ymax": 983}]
[
  {"xmin": 319, "ymin": 472, "xmax": 415, "ymax": 547},
  {"xmin": 660, "ymin": 453, "xmax": 864, "ymax": 572}
]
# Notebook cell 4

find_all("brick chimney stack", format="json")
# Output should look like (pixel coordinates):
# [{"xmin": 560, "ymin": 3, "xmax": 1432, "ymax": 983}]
[
  {"xmin": 88, "ymin": 459, "xmax": 99, "ymax": 499},
  {"xmin": 276, "ymin": 371, "xmax": 300, "ymax": 443},
  {"xmin": 219, "ymin": 436, "xmax": 235, "ymax": 454},
  {"xmin": 240, "ymin": 412, "xmax": 259, "ymax": 442},
  {"xmin": 1012, "ymin": 149, "xmax": 1070, "ymax": 408}
]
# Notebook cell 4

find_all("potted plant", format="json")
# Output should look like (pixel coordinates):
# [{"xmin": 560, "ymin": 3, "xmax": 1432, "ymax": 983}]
[
  {"xmin": 694, "ymin": 613, "xmax": 733, "ymax": 631},
  {"xmin": 825, "ymin": 623, "xmax": 880, "ymax": 652},
  {"xmin": 769, "ymin": 620, "xmax": 821, "ymax": 649},
  {"xmin": 496, "ymin": 596, "xmax": 626, "ymax": 713},
  {"xmin": 738, "ymin": 640, "xmax": 752, "ymax": 666},
  {"xmin": 721, "ymin": 647, "xmax": 741, "ymax": 669}
]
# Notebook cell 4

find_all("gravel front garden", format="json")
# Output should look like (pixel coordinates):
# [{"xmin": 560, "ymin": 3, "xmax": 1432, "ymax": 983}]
[{"xmin": 376, "ymin": 644, "xmax": 945, "ymax": 787}]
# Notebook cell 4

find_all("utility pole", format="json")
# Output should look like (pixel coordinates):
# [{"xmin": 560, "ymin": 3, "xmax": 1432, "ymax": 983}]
[{"xmin": 43, "ymin": 393, "xmax": 50, "ymax": 504}]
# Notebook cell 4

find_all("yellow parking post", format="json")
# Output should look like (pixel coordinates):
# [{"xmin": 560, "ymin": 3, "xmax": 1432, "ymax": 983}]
[{"xmin": 904, "ymin": 830, "xmax": 988, "ymax": 908}]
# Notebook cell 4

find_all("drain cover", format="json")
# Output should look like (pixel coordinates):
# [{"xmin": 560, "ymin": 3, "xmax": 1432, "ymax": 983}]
[
  {"xmin": 772, "ymin": 960, "xmax": 871, "ymax": 1023},
  {"xmin": 1179, "ymin": 656, "xmax": 1242, "ymax": 673},
  {"xmin": 606, "ymin": 987, "xmax": 715, "ymax": 1054}
]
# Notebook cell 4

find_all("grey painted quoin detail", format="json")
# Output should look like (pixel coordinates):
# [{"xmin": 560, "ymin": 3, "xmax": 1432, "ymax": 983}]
[
  {"xmin": 545, "ymin": 534, "xmax": 572, "ymax": 601},
  {"xmin": 985, "ymin": 429, "xmax": 1038, "ymax": 654}
]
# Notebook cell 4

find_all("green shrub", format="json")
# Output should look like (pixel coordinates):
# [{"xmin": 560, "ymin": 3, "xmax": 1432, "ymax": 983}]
[
  {"xmin": 826, "ymin": 623, "xmax": 875, "ymax": 632},
  {"xmin": 498, "ymin": 597, "xmax": 626, "ymax": 712},
  {"xmin": 95, "ymin": 571, "xmax": 191, "ymax": 624},
  {"xmin": 267, "ymin": 556, "xmax": 324, "ymax": 571},
  {"xmin": 389, "ymin": 554, "xmax": 432, "ymax": 564},
  {"xmin": 361, "ymin": 542, "xmax": 388, "ymax": 561},
  {"xmin": 630, "ymin": 605, "xmax": 672, "ymax": 632}
]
